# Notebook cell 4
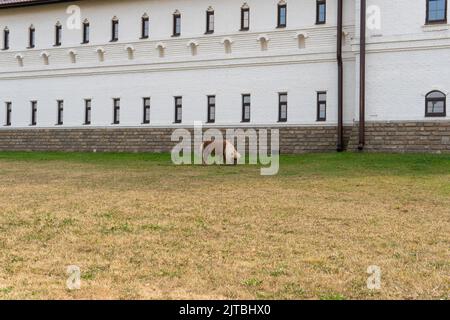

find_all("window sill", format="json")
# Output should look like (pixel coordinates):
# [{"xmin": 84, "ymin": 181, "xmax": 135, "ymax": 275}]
[
  {"xmin": 53, "ymin": 44, "xmax": 61, "ymax": 47},
  {"xmin": 239, "ymin": 28, "xmax": 250, "ymax": 32},
  {"xmin": 172, "ymin": 34, "xmax": 181, "ymax": 38},
  {"xmin": 204, "ymin": 31, "xmax": 214, "ymax": 35},
  {"xmin": 425, "ymin": 114, "xmax": 447, "ymax": 118},
  {"xmin": 27, "ymin": 46, "xmax": 35, "ymax": 49},
  {"xmin": 1, "ymin": 48, "xmax": 9, "ymax": 51},
  {"xmin": 276, "ymin": 25, "xmax": 286, "ymax": 29},
  {"xmin": 422, "ymin": 23, "xmax": 450, "ymax": 31},
  {"xmin": 110, "ymin": 39, "xmax": 119, "ymax": 43},
  {"xmin": 81, "ymin": 41, "xmax": 90, "ymax": 45},
  {"xmin": 140, "ymin": 36, "xmax": 149, "ymax": 40}
]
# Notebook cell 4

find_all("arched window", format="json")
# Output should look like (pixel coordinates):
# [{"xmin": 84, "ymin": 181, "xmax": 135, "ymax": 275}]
[
  {"xmin": 426, "ymin": 0, "xmax": 447, "ymax": 24},
  {"xmin": 173, "ymin": 10, "xmax": 181, "ymax": 36},
  {"xmin": 28, "ymin": 25, "xmax": 35, "ymax": 48},
  {"xmin": 141, "ymin": 13, "xmax": 149, "ymax": 39},
  {"xmin": 206, "ymin": 7, "xmax": 215, "ymax": 34},
  {"xmin": 3, "ymin": 27, "xmax": 9, "ymax": 50},
  {"xmin": 54, "ymin": 21, "xmax": 62, "ymax": 46},
  {"xmin": 425, "ymin": 90, "xmax": 446, "ymax": 117},
  {"xmin": 82, "ymin": 19, "xmax": 90, "ymax": 44},
  {"xmin": 240, "ymin": 3, "xmax": 250, "ymax": 31},
  {"xmin": 111, "ymin": 16, "xmax": 119, "ymax": 42},
  {"xmin": 277, "ymin": 1, "xmax": 287, "ymax": 28}
]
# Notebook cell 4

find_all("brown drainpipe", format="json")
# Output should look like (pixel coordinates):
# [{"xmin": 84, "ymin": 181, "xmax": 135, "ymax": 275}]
[
  {"xmin": 337, "ymin": 0, "xmax": 344, "ymax": 152},
  {"xmin": 358, "ymin": 0, "xmax": 366, "ymax": 151}
]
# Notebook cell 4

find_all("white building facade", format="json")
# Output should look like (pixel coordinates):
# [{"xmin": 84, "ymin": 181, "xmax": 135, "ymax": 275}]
[{"xmin": 0, "ymin": 0, "xmax": 449, "ymax": 153}]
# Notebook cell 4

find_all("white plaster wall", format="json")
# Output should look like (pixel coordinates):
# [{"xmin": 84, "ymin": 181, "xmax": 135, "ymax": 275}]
[
  {"xmin": 0, "ymin": 0, "xmax": 357, "ymax": 128},
  {"xmin": 350, "ymin": 0, "xmax": 450, "ymax": 122},
  {"xmin": 0, "ymin": 61, "xmax": 350, "ymax": 127}
]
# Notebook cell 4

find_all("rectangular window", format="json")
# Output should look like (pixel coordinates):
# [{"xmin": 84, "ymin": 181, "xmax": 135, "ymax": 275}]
[
  {"xmin": 316, "ymin": 0, "xmax": 327, "ymax": 24},
  {"xmin": 278, "ymin": 93, "xmax": 288, "ymax": 122},
  {"xmin": 3, "ymin": 28, "xmax": 9, "ymax": 50},
  {"xmin": 85, "ymin": 99, "xmax": 92, "ymax": 125},
  {"xmin": 278, "ymin": 4, "xmax": 287, "ymax": 28},
  {"xmin": 142, "ymin": 16, "xmax": 150, "ymax": 38},
  {"xmin": 5, "ymin": 102, "xmax": 11, "ymax": 126},
  {"xmin": 427, "ymin": 0, "xmax": 448, "ymax": 24},
  {"xmin": 207, "ymin": 95, "xmax": 216, "ymax": 123},
  {"xmin": 111, "ymin": 19, "xmax": 119, "ymax": 42},
  {"xmin": 113, "ymin": 98, "xmax": 120, "ymax": 124},
  {"xmin": 82, "ymin": 22, "xmax": 90, "ymax": 43},
  {"xmin": 55, "ymin": 24, "xmax": 62, "ymax": 46},
  {"xmin": 29, "ymin": 27, "xmax": 35, "ymax": 48},
  {"xmin": 57, "ymin": 100, "xmax": 64, "ymax": 125},
  {"xmin": 31, "ymin": 101, "xmax": 37, "ymax": 126},
  {"xmin": 317, "ymin": 92, "xmax": 327, "ymax": 121},
  {"xmin": 143, "ymin": 97, "xmax": 151, "ymax": 124},
  {"xmin": 241, "ymin": 7, "xmax": 250, "ymax": 31},
  {"xmin": 173, "ymin": 13, "xmax": 181, "ymax": 36},
  {"xmin": 206, "ymin": 10, "xmax": 215, "ymax": 34},
  {"xmin": 242, "ymin": 94, "xmax": 251, "ymax": 122},
  {"xmin": 174, "ymin": 96, "xmax": 182, "ymax": 123}
]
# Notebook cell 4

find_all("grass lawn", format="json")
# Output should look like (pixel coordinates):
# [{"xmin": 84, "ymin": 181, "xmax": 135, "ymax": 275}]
[{"xmin": 0, "ymin": 152, "xmax": 448, "ymax": 300}]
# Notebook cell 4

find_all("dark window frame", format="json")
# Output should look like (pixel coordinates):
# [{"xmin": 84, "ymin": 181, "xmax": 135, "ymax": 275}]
[
  {"xmin": 143, "ymin": 97, "xmax": 151, "ymax": 124},
  {"xmin": 113, "ymin": 98, "xmax": 120, "ymax": 124},
  {"xmin": 56, "ymin": 100, "xmax": 64, "ymax": 125},
  {"xmin": 28, "ymin": 26, "xmax": 35, "ymax": 49},
  {"xmin": 277, "ymin": 4, "xmax": 287, "ymax": 28},
  {"xmin": 206, "ymin": 10, "xmax": 215, "ymax": 34},
  {"xmin": 173, "ymin": 13, "xmax": 181, "ymax": 37},
  {"xmin": 5, "ymin": 102, "xmax": 11, "ymax": 126},
  {"xmin": 84, "ymin": 99, "xmax": 92, "ymax": 125},
  {"xmin": 207, "ymin": 95, "xmax": 216, "ymax": 123},
  {"xmin": 141, "ymin": 16, "xmax": 150, "ymax": 39},
  {"xmin": 317, "ymin": 91, "xmax": 327, "ymax": 122},
  {"xmin": 3, "ymin": 28, "xmax": 9, "ymax": 50},
  {"xmin": 31, "ymin": 101, "xmax": 37, "ymax": 126},
  {"xmin": 242, "ymin": 94, "xmax": 251, "ymax": 123},
  {"xmin": 316, "ymin": 0, "xmax": 327, "ymax": 25},
  {"xmin": 54, "ymin": 24, "xmax": 62, "ymax": 46},
  {"xmin": 111, "ymin": 19, "xmax": 119, "ymax": 42},
  {"xmin": 82, "ymin": 21, "xmax": 90, "ymax": 44},
  {"xmin": 425, "ymin": 90, "xmax": 447, "ymax": 117},
  {"xmin": 426, "ymin": 0, "xmax": 448, "ymax": 24},
  {"xmin": 241, "ymin": 7, "xmax": 250, "ymax": 31},
  {"xmin": 174, "ymin": 96, "xmax": 182, "ymax": 123},
  {"xmin": 278, "ymin": 93, "xmax": 288, "ymax": 122}
]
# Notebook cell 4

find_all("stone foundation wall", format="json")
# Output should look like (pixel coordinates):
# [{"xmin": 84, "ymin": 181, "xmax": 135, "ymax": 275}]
[
  {"xmin": 0, "ymin": 122, "xmax": 448, "ymax": 153},
  {"xmin": 0, "ymin": 126, "xmax": 343, "ymax": 154},
  {"xmin": 347, "ymin": 121, "xmax": 450, "ymax": 153}
]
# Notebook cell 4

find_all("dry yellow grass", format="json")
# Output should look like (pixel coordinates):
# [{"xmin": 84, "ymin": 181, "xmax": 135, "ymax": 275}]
[{"xmin": 0, "ymin": 152, "xmax": 448, "ymax": 300}]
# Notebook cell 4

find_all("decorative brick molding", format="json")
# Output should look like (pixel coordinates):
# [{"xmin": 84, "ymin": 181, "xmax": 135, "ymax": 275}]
[{"xmin": 347, "ymin": 121, "xmax": 450, "ymax": 153}]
